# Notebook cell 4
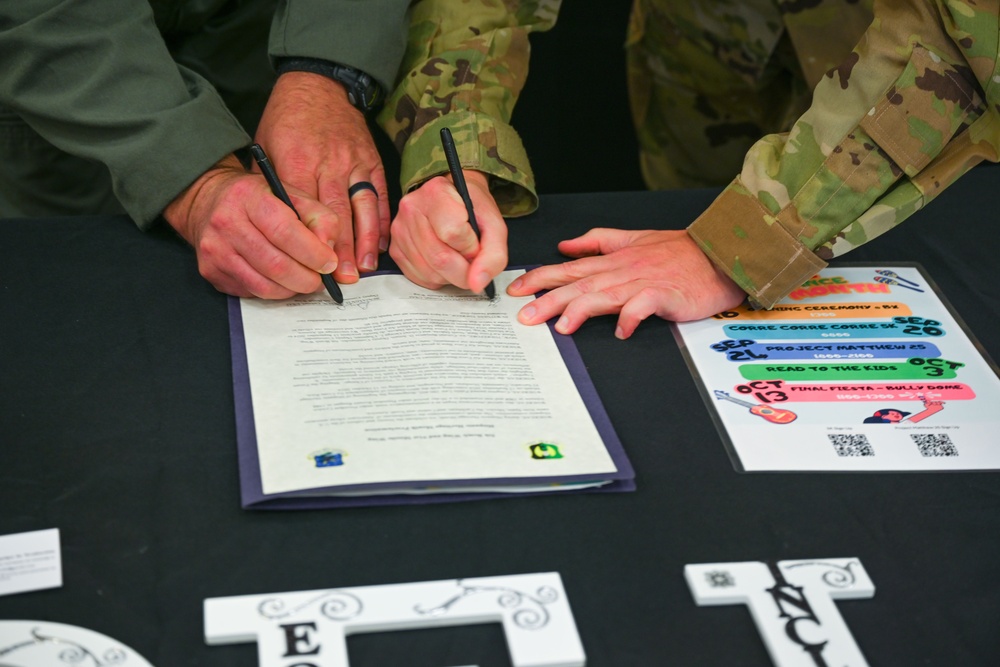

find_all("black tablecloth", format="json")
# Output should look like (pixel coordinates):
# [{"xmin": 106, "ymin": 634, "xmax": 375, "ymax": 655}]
[{"xmin": 2, "ymin": 164, "xmax": 999, "ymax": 665}]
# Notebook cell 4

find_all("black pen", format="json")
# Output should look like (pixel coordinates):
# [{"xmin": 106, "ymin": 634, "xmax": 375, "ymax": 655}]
[
  {"xmin": 439, "ymin": 128, "xmax": 496, "ymax": 299},
  {"xmin": 249, "ymin": 143, "xmax": 343, "ymax": 304}
]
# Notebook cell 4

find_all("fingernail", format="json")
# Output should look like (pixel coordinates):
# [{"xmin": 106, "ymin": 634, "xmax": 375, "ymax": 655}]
[
  {"xmin": 379, "ymin": 237, "xmax": 389, "ymax": 252},
  {"xmin": 615, "ymin": 325, "xmax": 625, "ymax": 340},
  {"xmin": 555, "ymin": 316, "xmax": 569, "ymax": 333},
  {"xmin": 340, "ymin": 261, "xmax": 358, "ymax": 278},
  {"xmin": 476, "ymin": 271, "xmax": 491, "ymax": 290},
  {"xmin": 509, "ymin": 277, "xmax": 523, "ymax": 292},
  {"xmin": 327, "ymin": 240, "xmax": 336, "ymax": 250},
  {"xmin": 321, "ymin": 260, "xmax": 337, "ymax": 274},
  {"xmin": 361, "ymin": 253, "xmax": 376, "ymax": 271},
  {"xmin": 520, "ymin": 304, "xmax": 536, "ymax": 322}
]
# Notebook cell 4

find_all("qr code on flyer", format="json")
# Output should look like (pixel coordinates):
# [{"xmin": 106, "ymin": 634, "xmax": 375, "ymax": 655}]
[
  {"xmin": 828, "ymin": 434, "xmax": 874, "ymax": 457},
  {"xmin": 911, "ymin": 433, "xmax": 959, "ymax": 457}
]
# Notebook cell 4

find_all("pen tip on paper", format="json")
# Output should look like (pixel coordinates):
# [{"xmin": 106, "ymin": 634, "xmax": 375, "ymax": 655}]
[{"xmin": 321, "ymin": 274, "xmax": 344, "ymax": 304}]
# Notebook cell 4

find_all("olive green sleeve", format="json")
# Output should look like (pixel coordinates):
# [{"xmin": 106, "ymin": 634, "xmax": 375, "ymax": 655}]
[
  {"xmin": 376, "ymin": 0, "xmax": 562, "ymax": 218},
  {"xmin": 269, "ymin": 0, "xmax": 411, "ymax": 94},
  {"xmin": 687, "ymin": 0, "xmax": 1000, "ymax": 308},
  {"xmin": 0, "ymin": 1, "xmax": 250, "ymax": 229}
]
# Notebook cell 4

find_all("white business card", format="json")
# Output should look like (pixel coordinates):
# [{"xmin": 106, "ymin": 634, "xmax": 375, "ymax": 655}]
[{"xmin": 0, "ymin": 528, "xmax": 62, "ymax": 597}]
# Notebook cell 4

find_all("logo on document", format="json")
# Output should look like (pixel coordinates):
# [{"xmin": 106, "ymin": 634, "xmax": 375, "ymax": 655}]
[
  {"xmin": 310, "ymin": 449, "xmax": 347, "ymax": 468},
  {"xmin": 528, "ymin": 443, "xmax": 563, "ymax": 460}
]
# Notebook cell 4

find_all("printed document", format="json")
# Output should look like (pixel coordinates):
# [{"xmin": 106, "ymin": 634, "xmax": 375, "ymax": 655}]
[{"xmin": 232, "ymin": 270, "xmax": 632, "ymax": 502}]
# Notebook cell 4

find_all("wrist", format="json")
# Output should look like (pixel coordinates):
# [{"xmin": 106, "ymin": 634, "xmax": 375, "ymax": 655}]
[
  {"xmin": 163, "ymin": 153, "xmax": 244, "ymax": 238},
  {"xmin": 414, "ymin": 169, "xmax": 489, "ymax": 193},
  {"xmin": 463, "ymin": 170, "xmax": 490, "ymax": 190},
  {"xmin": 273, "ymin": 70, "xmax": 353, "ymax": 108},
  {"xmin": 274, "ymin": 57, "xmax": 383, "ymax": 112}
]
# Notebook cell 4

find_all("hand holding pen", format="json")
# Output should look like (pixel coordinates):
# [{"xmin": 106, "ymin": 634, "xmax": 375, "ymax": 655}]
[
  {"xmin": 385, "ymin": 128, "xmax": 508, "ymax": 295},
  {"xmin": 162, "ymin": 152, "xmax": 343, "ymax": 300},
  {"xmin": 251, "ymin": 143, "xmax": 343, "ymax": 303}
]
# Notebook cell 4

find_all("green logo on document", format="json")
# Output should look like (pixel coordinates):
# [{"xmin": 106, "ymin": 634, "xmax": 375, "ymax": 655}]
[{"xmin": 529, "ymin": 443, "xmax": 563, "ymax": 460}]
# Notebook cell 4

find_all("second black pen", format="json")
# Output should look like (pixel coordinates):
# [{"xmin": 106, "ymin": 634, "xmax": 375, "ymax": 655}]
[{"xmin": 439, "ymin": 128, "xmax": 497, "ymax": 300}]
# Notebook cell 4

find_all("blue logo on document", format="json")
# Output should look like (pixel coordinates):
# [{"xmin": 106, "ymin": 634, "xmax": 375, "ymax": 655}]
[{"xmin": 310, "ymin": 449, "xmax": 346, "ymax": 468}]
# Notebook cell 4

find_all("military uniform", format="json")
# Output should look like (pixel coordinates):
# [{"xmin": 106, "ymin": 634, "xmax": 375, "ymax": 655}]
[
  {"xmin": 0, "ymin": 0, "xmax": 416, "ymax": 224},
  {"xmin": 5, "ymin": 1, "xmax": 998, "ymax": 311},
  {"xmin": 0, "ymin": 0, "xmax": 556, "ymax": 226},
  {"xmin": 420, "ymin": 0, "xmax": 999, "ymax": 308},
  {"xmin": 627, "ymin": 0, "xmax": 877, "ymax": 190},
  {"xmin": 634, "ymin": 0, "xmax": 1000, "ymax": 307},
  {"xmin": 376, "ymin": 0, "xmax": 559, "ymax": 218}
]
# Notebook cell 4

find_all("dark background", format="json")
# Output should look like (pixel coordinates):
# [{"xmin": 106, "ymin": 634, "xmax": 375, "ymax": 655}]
[
  {"xmin": 377, "ymin": 2, "xmax": 645, "ymax": 201},
  {"xmin": 513, "ymin": 2, "xmax": 644, "ymax": 195}
]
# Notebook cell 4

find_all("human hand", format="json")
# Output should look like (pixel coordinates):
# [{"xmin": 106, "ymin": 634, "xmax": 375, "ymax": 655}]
[
  {"xmin": 919, "ymin": 396, "xmax": 944, "ymax": 408},
  {"xmin": 389, "ymin": 170, "xmax": 507, "ymax": 294},
  {"xmin": 254, "ymin": 71, "xmax": 390, "ymax": 283},
  {"xmin": 507, "ymin": 228, "xmax": 746, "ymax": 338},
  {"xmin": 163, "ymin": 154, "xmax": 340, "ymax": 299}
]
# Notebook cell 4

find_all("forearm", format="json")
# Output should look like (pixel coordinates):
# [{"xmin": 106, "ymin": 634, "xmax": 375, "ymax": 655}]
[
  {"xmin": 688, "ymin": 0, "xmax": 999, "ymax": 308},
  {"xmin": 377, "ymin": 0, "xmax": 562, "ymax": 217}
]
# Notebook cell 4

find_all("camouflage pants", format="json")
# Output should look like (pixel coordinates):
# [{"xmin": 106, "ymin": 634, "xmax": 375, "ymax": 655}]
[{"xmin": 626, "ymin": 0, "xmax": 872, "ymax": 190}]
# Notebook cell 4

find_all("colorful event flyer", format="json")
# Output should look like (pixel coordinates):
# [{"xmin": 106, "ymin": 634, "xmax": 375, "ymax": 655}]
[{"xmin": 673, "ymin": 264, "xmax": 1000, "ymax": 472}]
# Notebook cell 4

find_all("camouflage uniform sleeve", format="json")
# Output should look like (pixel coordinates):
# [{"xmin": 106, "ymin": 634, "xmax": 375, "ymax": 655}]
[
  {"xmin": 687, "ymin": 0, "xmax": 1000, "ymax": 308},
  {"xmin": 376, "ymin": 0, "xmax": 561, "ymax": 217}
]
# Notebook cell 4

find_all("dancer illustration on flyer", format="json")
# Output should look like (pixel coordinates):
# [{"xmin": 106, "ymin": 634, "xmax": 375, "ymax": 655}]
[{"xmin": 862, "ymin": 395, "xmax": 945, "ymax": 423}]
